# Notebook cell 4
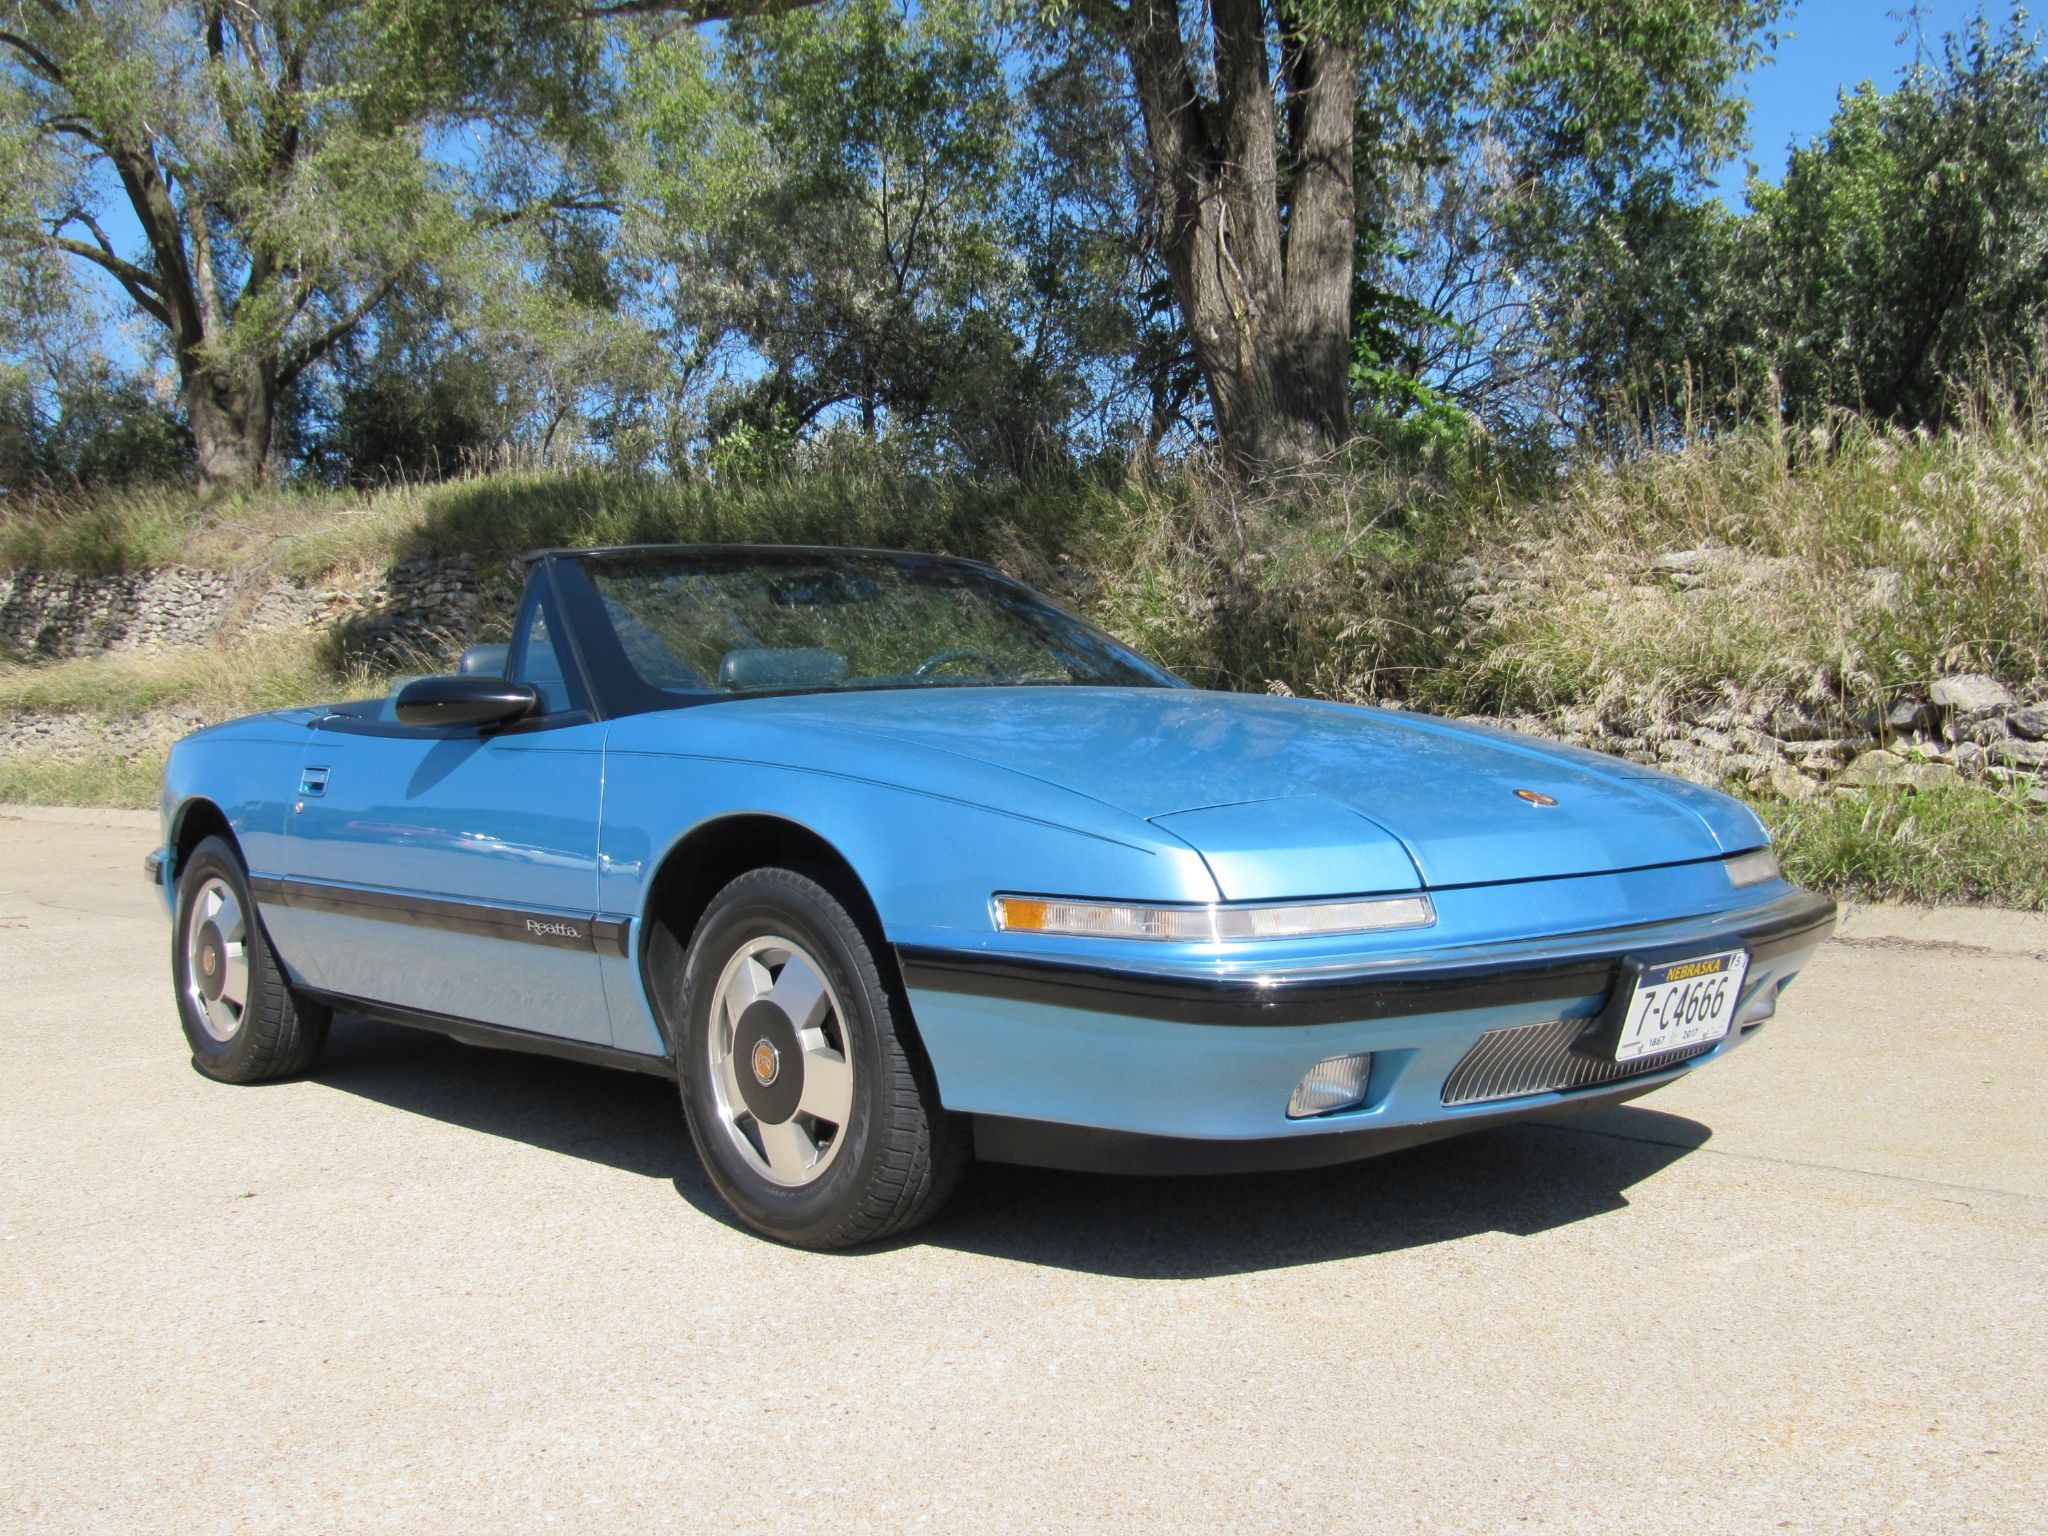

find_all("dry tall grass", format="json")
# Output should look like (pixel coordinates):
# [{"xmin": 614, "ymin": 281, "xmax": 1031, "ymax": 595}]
[
  {"xmin": 1082, "ymin": 402, "xmax": 2048, "ymax": 734},
  {"xmin": 5, "ymin": 400, "xmax": 2046, "ymax": 731},
  {"xmin": 1459, "ymin": 409, "xmax": 2048, "ymax": 727}
]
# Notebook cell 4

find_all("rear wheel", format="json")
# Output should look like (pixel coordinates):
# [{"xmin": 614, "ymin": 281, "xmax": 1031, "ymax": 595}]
[
  {"xmin": 172, "ymin": 836, "xmax": 329, "ymax": 1083},
  {"xmin": 677, "ymin": 867, "xmax": 967, "ymax": 1248}
]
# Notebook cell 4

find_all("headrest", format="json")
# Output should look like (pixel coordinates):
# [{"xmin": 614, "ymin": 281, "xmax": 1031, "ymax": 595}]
[
  {"xmin": 458, "ymin": 643, "xmax": 510, "ymax": 677},
  {"xmin": 718, "ymin": 647, "xmax": 850, "ymax": 691}
]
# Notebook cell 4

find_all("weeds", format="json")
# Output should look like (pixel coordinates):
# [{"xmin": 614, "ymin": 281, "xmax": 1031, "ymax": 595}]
[
  {"xmin": 0, "ymin": 634, "xmax": 380, "ymax": 718},
  {"xmin": 1762, "ymin": 784, "xmax": 2048, "ymax": 909},
  {"xmin": 1454, "ymin": 410, "xmax": 2048, "ymax": 719},
  {"xmin": 9, "ymin": 406, "xmax": 2045, "ymax": 720},
  {"xmin": 0, "ymin": 749, "xmax": 164, "ymax": 809}
]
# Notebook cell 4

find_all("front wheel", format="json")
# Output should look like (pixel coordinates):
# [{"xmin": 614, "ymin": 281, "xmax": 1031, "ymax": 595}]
[
  {"xmin": 172, "ymin": 836, "xmax": 330, "ymax": 1083},
  {"xmin": 677, "ymin": 867, "xmax": 967, "ymax": 1248}
]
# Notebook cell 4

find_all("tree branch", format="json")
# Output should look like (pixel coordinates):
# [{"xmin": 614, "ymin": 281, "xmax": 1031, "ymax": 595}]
[
  {"xmin": 478, "ymin": 192, "xmax": 624, "ymax": 231},
  {"xmin": 49, "ymin": 236, "xmax": 172, "ymax": 328},
  {"xmin": 277, "ymin": 280, "xmax": 399, "ymax": 386},
  {"xmin": 1071, "ymin": 0, "xmax": 1131, "ymax": 32},
  {"xmin": 39, "ymin": 116, "xmax": 106, "ymax": 151},
  {"xmin": 0, "ymin": 27, "xmax": 66, "ymax": 83},
  {"xmin": 56, "ymin": 206, "xmax": 150, "ymax": 278},
  {"xmin": 53, "ymin": 209, "xmax": 158, "ymax": 291},
  {"xmin": 1120, "ymin": 0, "xmax": 1215, "ymax": 213}
]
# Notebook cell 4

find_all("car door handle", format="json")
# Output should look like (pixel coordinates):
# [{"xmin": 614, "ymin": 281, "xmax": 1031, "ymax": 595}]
[{"xmin": 299, "ymin": 765, "xmax": 330, "ymax": 797}]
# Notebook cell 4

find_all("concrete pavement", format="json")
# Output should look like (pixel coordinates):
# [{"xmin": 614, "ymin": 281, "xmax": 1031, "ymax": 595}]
[{"xmin": 1, "ymin": 807, "xmax": 2042, "ymax": 1534}]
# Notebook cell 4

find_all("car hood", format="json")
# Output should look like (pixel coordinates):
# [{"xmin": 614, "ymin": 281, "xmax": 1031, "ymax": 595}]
[{"xmin": 690, "ymin": 687, "xmax": 1762, "ymax": 892}]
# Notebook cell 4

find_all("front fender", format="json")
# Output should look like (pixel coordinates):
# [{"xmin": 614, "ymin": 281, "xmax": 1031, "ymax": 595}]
[
  {"xmin": 159, "ymin": 710, "xmax": 321, "ymax": 886},
  {"xmin": 594, "ymin": 740, "xmax": 1222, "ymax": 1057},
  {"xmin": 597, "ymin": 753, "xmax": 1220, "ymax": 944}
]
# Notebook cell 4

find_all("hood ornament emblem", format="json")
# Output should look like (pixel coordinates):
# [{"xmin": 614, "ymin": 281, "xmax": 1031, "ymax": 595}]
[{"xmin": 1515, "ymin": 788, "xmax": 1558, "ymax": 807}]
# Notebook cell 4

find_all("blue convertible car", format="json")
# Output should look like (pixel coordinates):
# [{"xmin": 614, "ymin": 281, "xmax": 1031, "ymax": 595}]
[{"xmin": 152, "ymin": 544, "xmax": 1835, "ymax": 1247}]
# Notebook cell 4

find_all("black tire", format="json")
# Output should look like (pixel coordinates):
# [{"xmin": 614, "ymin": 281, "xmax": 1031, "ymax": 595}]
[
  {"xmin": 676, "ymin": 867, "xmax": 968, "ymax": 1249},
  {"xmin": 172, "ymin": 835, "xmax": 330, "ymax": 1083}
]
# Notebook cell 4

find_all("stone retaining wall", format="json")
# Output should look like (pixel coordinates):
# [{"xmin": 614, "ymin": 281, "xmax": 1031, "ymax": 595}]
[
  {"xmin": 1442, "ymin": 672, "xmax": 2048, "ymax": 804},
  {"xmin": 0, "ymin": 557, "xmax": 507, "ymax": 668},
  {"xmin": 0, "ymin": 568, "xmax": 241, "ymax": 658}
]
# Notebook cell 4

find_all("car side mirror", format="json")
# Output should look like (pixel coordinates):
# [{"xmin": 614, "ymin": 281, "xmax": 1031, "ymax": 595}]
[{"xmin": 393, "ymin": 674, "xmax": 540, "ymax": 730}]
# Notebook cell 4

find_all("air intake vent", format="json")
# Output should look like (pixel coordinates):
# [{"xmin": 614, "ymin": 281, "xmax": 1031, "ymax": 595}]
[{"xmin": 1441, "ymin": 1018, "xmax": 1717, "ymax": 1107}]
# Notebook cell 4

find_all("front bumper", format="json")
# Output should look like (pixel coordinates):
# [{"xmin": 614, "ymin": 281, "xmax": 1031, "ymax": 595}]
[{"xmin": 898, "ymin": 888, "xmax": 1836, "ymax": 1174}]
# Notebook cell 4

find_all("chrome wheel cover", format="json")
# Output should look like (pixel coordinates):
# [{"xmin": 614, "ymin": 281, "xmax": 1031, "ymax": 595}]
[
  {"xmin": 184, "ymin": 877, "xmax": 251, "ymax": 1044},
  {"xmin": 706, "ymin": 935, "xmax": 855, "ymax": 1188}
]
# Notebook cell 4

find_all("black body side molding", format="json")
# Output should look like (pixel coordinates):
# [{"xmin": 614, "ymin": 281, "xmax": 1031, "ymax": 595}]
[{"xmin": 249, "ymin": 875, "xmax": 632, "ymax": 959}]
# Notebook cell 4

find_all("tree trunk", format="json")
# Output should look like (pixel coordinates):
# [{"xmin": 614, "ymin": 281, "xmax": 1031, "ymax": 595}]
[
  {"xmin": 183, "ymin": 366, "xmax": 276, "ymax": 494},
  {"xmin": 1114, "ymin": 0, "xmax": 1359, "ymax": 473}
]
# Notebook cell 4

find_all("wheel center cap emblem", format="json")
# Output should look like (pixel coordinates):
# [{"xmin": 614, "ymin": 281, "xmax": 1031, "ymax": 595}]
[
  {"xmin": 202, "ymin": 948, "xmax": 216, "ymax": 977},
  {"xmin": 750, "ymin": 1040, "xmax": 781, "ymax": 1087}
]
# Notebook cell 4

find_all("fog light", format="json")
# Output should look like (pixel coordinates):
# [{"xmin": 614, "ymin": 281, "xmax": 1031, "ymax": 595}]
[{"xmin": 1287, "ymin": 1053, "xmax": 1373, "ymax": 1119}]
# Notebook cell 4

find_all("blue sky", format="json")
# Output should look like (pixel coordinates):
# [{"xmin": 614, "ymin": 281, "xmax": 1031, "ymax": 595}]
[{"xmin": 1715, "ymin": 0, "xmax": 2023, "ymax": 205}]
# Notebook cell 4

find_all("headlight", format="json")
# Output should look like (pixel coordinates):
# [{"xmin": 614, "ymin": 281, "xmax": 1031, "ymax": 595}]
[
  {"xmin": 992, "ymin": 893, "xmax": 1436, "ymax": 941},
  {"xmin": 1724, "ymin": 847, "xmax": 1780, "ymax": 888}
]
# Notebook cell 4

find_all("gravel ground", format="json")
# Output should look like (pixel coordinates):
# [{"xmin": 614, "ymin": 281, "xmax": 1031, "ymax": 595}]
[{"xmin": 1, "ymin": 808, "xmax": 2042, "ymax": 1535}]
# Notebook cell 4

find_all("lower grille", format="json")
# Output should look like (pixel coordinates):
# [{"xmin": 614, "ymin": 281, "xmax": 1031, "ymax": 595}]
[{"xmin": 1441, "ymin": 1018, "xmax": 1717, "ymax": 1107}]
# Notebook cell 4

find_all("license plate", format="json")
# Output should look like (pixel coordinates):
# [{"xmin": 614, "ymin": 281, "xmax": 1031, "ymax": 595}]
[{"xmin": 1613, "ymin": 949, "xmax": 1750, "ymax": 1062}]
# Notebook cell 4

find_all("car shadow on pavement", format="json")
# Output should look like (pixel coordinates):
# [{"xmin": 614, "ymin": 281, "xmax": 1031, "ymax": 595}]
[
  {"xmin": 314, "ymin": 1017, "xmax": 701, "ymax": 1184},
  {"xmin": 921, "ymin": 1111, "xmax": 1711, "ymax": 1279},
  {"xmin": 314, "ymin": 1016, "xmax": 1713, "ymax": 1279}
]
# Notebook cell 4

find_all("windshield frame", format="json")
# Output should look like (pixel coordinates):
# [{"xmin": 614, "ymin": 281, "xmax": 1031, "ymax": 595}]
[{"xmin": 538, "ymin": 544, "xmax": 1185, "ymax": 719}]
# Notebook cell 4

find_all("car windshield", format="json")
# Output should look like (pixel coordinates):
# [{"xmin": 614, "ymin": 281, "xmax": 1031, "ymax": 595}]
[{"xmin": 557, "ymin": 549, "xmax": 1179, "ymax": 703}]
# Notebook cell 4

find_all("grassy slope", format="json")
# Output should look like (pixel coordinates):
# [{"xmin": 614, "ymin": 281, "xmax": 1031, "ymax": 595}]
[
  {"xmin": 1765, "ymin": 784, "xmax": 2048, "ymax": 908},
  {"xmin": 5, "ymin": 416, "xmax": 2047, "ymax": 905}
]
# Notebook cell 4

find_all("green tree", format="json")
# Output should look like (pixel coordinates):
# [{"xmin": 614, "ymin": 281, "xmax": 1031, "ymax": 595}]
[
  {"xmin": 1554, "ymin": 10, "xmax": 2048, "ymax": 438},
  {"xmin": 629, "ymin": 0, "xmax": 1109, "ymax": 472},
  {"xmin": 0, "ymin": 226, "xmax": 189, "ymax": 493},
  {"xmin": 1543, "ymin": 176, "xmax": 1764, "ymax": 439},
  {"xmin": 1343, "ymin": 0, "xmax": 1781, "ymax": 439},
  {"xmin": 1053, "ymin": 0, "xmax": 1780, "ymax": 466},
  {"xmin": 0, "ymin": 1, "xmax": 619, "ymax": 491},
  {"xmin": 1747, "ymin": 13, "xmax": 2048, "ymax": 426}
]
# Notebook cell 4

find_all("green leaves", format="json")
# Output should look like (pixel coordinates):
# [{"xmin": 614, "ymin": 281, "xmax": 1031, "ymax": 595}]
[
  {"xmin": 627, "ymin": 0, "xmax": 1100, "ymax": 469},
  {"xmin": 1554, "ymin": 9, "xmax": 2048, "ymax": 437},
  {"xmin": 1349, "ymin": 0, "xmax": 1781, "ymax": 434},
  {"xmin": 1, "ymin": 0, "xmax": 632, "ymax": 487},
  {"xmin": 1745, "ymin": 15, "xmax": 2048, "ymax": 426}
]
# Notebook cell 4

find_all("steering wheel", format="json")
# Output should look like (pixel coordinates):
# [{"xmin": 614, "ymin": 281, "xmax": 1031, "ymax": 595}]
[{"xmin": 912, "ymin": 646, "xmax": 1006, "ymax": 679}]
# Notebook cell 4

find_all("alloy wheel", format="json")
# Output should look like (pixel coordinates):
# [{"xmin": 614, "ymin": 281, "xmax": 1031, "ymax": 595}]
[
  {"xmin": 705, "ymin": 935, "xmax": 856, "ymax": 1187},
  {"xmin": 184, "ymin": 876, "xmax": 251, "ymax": 1043}
]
